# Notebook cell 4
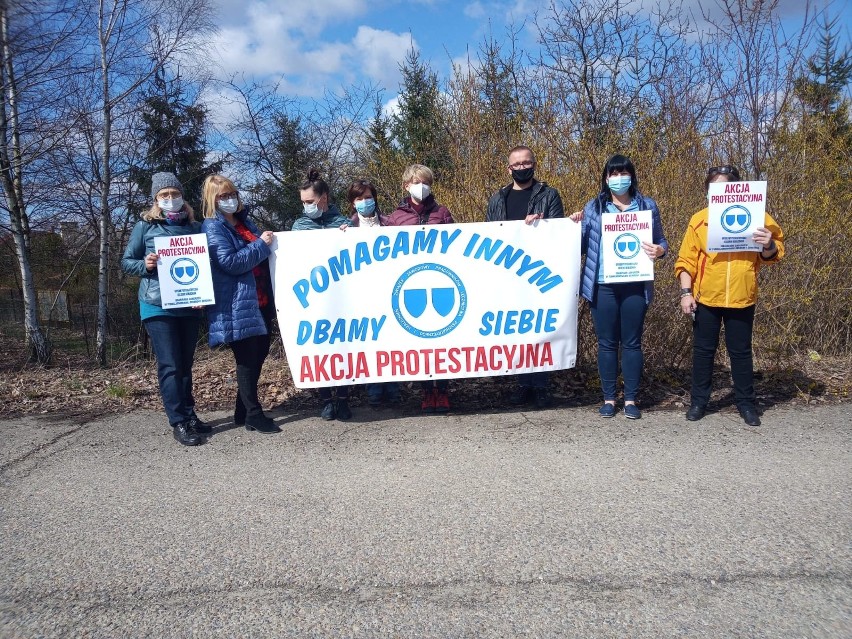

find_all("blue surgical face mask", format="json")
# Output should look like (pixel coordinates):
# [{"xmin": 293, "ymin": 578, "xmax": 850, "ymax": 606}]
[
  {"xmin": 218, "ymin": 198, "xmax": 239, "ymax": 214},
  {"xmin": 354, "ymin": 198, "xmax": 376, "ymax": 216},
  {"xmin": 303, "ymin": 202, "xmax": 321, "ymax": 219},
  {"xmin": 607, "ymin": 175, "xmax": 632, "ymax": 195}
]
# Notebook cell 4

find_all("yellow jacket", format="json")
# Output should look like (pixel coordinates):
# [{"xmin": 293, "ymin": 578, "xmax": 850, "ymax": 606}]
[{"xmin": 674, "ymin": 208, "xmax": 784, "ymax": 308}]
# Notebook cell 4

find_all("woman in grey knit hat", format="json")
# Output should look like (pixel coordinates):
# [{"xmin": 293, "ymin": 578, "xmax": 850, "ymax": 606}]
[{"xmin": 121, "ymin": 172, "xmax": 210, "ymax": 446}]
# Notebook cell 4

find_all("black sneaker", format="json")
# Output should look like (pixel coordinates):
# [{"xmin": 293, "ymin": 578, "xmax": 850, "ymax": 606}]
[
  {"xmin": 173, "ymin": 422, "xmax": 202, "ymax": 446},
  {"xmin": 336, "ymin": 399, "xmax": 352, "ymax": 420},
  {"xmin": 320, "ymin": 401, "xmax": 336, "ymax": 421},
  {"xmin": 187, "ymin": 415, "xmax": 211, "ymax": 434}
]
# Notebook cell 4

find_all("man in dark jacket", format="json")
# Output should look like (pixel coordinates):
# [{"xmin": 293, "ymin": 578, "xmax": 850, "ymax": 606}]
[{"xmin": 485, "ymin": 145, "xmax": 564, "ymax": 409}]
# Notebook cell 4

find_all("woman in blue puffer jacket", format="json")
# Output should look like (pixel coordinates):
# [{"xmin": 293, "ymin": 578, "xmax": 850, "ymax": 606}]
[
  {"xmin": 201, "ymin": 174, "xmax": 280, "ymax": 434},
  {"xmin": 570, "ymin": 154, "xmax": 668, "ymax": 421},
  {"xmin": 121, "ymin": 172, "xmax": 209, "ymax": 447}
]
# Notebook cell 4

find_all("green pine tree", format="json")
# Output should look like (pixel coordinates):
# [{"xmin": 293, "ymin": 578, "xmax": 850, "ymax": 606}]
[
  {"xmin": 132, "ymin": 68, "xmax": 222, "ymax": 209},
  {"xmin": 391, "ymin": 48, "xmax": 453, "ymax": 179}
]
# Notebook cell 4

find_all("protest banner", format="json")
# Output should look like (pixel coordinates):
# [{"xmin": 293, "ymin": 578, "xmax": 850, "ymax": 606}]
[
  {"xmin": 600, "ymin": 209, "xmax": 654, "ymax": 282},
  {"xmin": 154, "ymin": 233, "xmax": 215, "ymax": 308},
  {"xmin": 270, "ymin": 220, "xmax": 581, "ymax": 388},
  {"xmin": 706, "ymin": 180, "xmax": 767, "ymax": 252}
]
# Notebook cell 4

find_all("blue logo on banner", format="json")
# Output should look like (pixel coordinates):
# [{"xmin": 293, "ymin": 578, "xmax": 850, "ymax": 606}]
[
  {"xmin": 392, "ymin": 263, "xmax": 467, "ymax": 338},
  {"xmin": 613, "ymin": 233, "xmax": 641, "ymax": 260},
  {"xmin": 720, "ymin": 205, "xmax": 751, "ymax": 233},
  {"xmin": 170, "ymin": 258, "xmax": 199, "ymax": 285}
]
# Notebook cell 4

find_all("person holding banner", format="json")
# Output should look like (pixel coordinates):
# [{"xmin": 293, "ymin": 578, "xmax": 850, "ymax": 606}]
[
  {"xmin": 296, "ymin": 169, "xmax": 354, "ymax": 421},
  {"xmin": 485, "ymin": 144, "xmax": 564, "ymax": 409},
  {"xmin": 675, "ymin": 165, "xmax": 784, "ymax": 427},
  {"xmin": 387, "ymin": 164, "xmax": 454, "ymax": 413},
  {"xmin": 201, "ymin": 174, "xmax": 280, "ymax": 434},
  {"xmin": 346, "ymin": 179, "xmax": 400, "ymax": 408},
  {"xmin": 121, "ymin": 172, "xmax": 209, "ymax": 446},
  {"xmin": 571, "ymin": 154, "xmax": 668, "ymax": 420}
]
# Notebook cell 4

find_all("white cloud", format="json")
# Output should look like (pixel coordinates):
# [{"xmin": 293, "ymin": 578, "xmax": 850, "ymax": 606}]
[
  {"xmin": 383, "ymin": 95, "xmax": 401, "ymax": 118},
  {"xmin": 464, "ymin": 2, "xmax": 486, "ymax": 19},
  {"xmin": 351, "ymin": 27, "xmax": 416, "ymax": 89},
  {"xmin": 207, "ymin": 0, "xmax": 423, "ymax": 96}
]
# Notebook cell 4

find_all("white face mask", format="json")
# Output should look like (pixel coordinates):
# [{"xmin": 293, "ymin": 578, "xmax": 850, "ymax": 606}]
[
  {"xmin": 408, "ymin": 183, "xmax": 431, "ymax": 201},
  {"xmin": 218, "ymin": 198, "xmax": 239, "ymax": 214},
  {"xmin": 303, "ymin": 202, "xmax": 322, "ymax": 219},
  {"xmin": 158, "ymin": 196, "xmax": 184, "ymax": 213}
]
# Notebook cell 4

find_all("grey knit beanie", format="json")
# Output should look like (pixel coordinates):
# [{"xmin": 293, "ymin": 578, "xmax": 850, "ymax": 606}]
[{"xmin": 151, "ymin": 172, "xmax": 184, "ymax": 199}]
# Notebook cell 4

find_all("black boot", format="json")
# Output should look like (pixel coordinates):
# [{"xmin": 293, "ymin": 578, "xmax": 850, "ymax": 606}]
[
  {"xmin": 245, "ymin": 413, "xmax": 280, "ymax": 433},
  {"xmin": 236, "ymin": 365, "xmax": 278, "ymax": 432},
  {"xmin": 234, "ymin": 394, "xmax": 247, "ymax": 426},
  {"xmin": 173, "ymin": 422, "xmax": 202, "ymax": 446}
]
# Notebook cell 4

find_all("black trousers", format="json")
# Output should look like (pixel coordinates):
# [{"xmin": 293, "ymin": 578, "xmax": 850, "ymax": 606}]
[
  {"xmin": 691, "ymin": 303, "xmax": 756, "ymax": 411},
  {"xmin": 230, "ymin": 313, "xmax": 272, "ymax": 418}
]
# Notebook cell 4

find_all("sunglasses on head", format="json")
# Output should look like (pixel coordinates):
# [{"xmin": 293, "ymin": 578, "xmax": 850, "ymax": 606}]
[{"xmin": 708, "ymin": 165, "xmax": 736, "ymax": 175}]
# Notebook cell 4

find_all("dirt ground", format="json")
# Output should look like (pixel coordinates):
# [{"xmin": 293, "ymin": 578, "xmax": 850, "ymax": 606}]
[{"xmin": 1, "ymin": 327, "xmax": 848, "ymax": 420}]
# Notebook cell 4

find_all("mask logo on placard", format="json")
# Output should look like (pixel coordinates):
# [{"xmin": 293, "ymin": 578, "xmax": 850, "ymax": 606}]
[
  {"xmin": 170, "ymin": 257, "xmax": 199, "ymax": 285},
  {"xmin": 613, "ymin": 233, "xmax": 641, "ymax": 260},
  {"xmin": 392, "ymin": 263, "xmax": 467, "ymax": 338},
  {"xmin": 720, "ymin": 205, "xmax": 751, "ymax": 234}
]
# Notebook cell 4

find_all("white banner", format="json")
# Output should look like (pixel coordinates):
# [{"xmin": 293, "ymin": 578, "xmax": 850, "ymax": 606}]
[
  {"xmin": 601, "ymin": 209, "xmax": 654, "ymax": 283},
  {"xmin": 706, "ymin": 180, "xmax": 766, "ymax": 252},
  {"xmin": 153, "ymin": 233, "xmax": 215, "ymax": 308},
  {"xmin": 270, "ymin": 220, "xmax": 581, "ymax": 388}
]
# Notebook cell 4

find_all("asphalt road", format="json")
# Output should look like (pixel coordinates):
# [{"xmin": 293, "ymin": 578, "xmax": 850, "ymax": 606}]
[{"xmin": 1, "ymin": 403, "xmax": 850, "ymax": 638}]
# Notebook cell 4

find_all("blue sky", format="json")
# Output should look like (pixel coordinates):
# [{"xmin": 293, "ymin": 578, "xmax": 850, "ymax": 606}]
[
  {"xmin": 206, "ymin": 0, "xmax": 851, "ymax": 109},
  {"xmin": 208, "ymin": 0, "xmax": 542, "ymax": 100}
]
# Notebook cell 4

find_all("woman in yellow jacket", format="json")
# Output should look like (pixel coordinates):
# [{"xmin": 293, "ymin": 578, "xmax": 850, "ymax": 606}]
[{"xmin": 675, "ymin": 165, "xmax": 784, "ymax": 426}]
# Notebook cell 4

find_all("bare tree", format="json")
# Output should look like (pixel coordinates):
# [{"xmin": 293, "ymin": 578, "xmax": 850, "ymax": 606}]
[
  {"xmin": 702, "ymin": 0, "xmax": 816, "ymax": 176},
  {"xmin": 86, "ymin": 0, "xmax": 212, "ymax": 365},
  {"xmin": 0, "ymin": 0, "xmax": 87, "ymax": 363}
]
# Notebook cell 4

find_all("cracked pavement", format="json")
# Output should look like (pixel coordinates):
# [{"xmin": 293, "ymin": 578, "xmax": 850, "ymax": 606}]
[{"xmin": 1, "ymin": 403, "xmax": 850, "ymax": 637}]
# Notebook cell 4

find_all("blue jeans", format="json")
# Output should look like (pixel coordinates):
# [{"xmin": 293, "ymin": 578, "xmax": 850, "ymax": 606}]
[
  {"xmin": 144, "ymin": 315, "xmax": 200, "ymax": 426},
  {"xmin": 590, "ymin": 283, "xmax": 647, "ymax": 402},
  {"xmin": 517, "ymin": 372, "xmax": 548, "ymax": 389},
  {"xmin": 691, "ymin": 303, "xmax": 755, "ymax": 411},
  {"xmin": 367, "ymin": 382, "xmax": 400, "ymax": 402}
]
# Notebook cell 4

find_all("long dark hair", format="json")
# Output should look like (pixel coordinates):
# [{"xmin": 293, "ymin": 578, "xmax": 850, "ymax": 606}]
[
  {"xmin": 299, "ymin": 168, "xmax": 329, "ymax": 197},
  {"xmin": 600, "ymin": 154, "xmax": 638, "ymax": 198}
]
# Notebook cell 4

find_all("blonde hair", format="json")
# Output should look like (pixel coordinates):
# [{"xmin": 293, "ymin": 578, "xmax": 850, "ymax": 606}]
[
  {"xmin": 201, "ymin": 174, "xmax": 244, "ymax": 218},
  {"xmin": 402, "ymin": 164, "xmax": 434, "ymax": 186}
]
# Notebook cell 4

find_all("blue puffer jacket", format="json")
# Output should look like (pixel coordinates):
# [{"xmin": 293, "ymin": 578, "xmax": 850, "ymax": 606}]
[
  {"xmin": 121, "ymin": 218, "xmax": 203, "ymax": 306},
  {"xmin": 579, "ymin": 192, "xmax": 669, "ymax": 304},
  {"xmin": 203, "ymin": 210, "xmax": 272, "ymax": 347}
]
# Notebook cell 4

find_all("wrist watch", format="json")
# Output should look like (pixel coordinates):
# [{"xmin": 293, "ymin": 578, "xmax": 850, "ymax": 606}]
[{"xmin": 680, "ymin": 288, "xmax": 693, "ymax": 297}]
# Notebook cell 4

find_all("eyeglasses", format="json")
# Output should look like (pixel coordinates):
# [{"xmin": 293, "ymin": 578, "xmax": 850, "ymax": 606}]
[
  {"xmin": 217, "ymin": 191, "xmax": 238, "ymax": 199},
  {"xmin": 508, "ymin": 160, "xmax": 534, "ymax": 169}
]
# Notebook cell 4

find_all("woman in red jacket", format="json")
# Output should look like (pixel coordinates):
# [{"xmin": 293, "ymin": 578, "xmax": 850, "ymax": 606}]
[{"xmin": 386, "ymin": 164, "xmax": 454, "ymax": 413}]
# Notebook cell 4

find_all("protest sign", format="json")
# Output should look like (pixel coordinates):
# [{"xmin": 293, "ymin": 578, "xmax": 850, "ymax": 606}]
[
  {"xmin": 706, "ymin": 180, "xmax": 766, "ymax": 252},
  {"xmin": 154, "ymin": 233, "xmax": 215, "ymax": 308},
  {"xmin": 270, "ymin": 220, "xmax": 581, "ymax": 388},
  {"xmin": 600, "ymin": 209, "xmax": 654, "ymax": 282}
]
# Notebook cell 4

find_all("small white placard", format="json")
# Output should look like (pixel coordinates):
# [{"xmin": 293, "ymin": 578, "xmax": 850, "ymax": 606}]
[
  {"xmin": 706, "ymin": 180, "xmax": 766, "ymax": 252},
  {"xmin": 601, "ymin": 209, "xmax": 654, "ymax": 283},
  {"xmin": 154, "ymin": 233, "xmax": 215, "ymax": 308}
]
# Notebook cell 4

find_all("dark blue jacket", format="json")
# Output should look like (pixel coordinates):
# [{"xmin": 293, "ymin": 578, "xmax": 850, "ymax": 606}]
[
  {"xmin": 202, "ymin": 211, "xmax": 272, "ymax": 347},
  {"xmin": 580, "ymin": 192, "xmax": 668, "ymax": 304}
]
